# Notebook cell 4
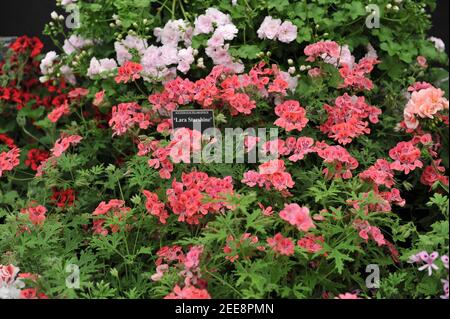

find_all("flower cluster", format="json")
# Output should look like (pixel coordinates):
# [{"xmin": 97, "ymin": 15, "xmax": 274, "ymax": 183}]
[
  {"xmin": 279, "ymin": 204, "xmax": 315, "ymax": 232},
  {"xmin": 51, "ymin": 188, "xmax": 75, "ymax": 208},
  {"xmin": 267, "ymin": 233, "xmax": 295, "ymax": 256},
  {"xmin": 142, "ymin": 190, "xmax": 169, "ymax": 224},
  {"xmin": 320, "ymin": 94, "xmax": 381, "ymax": 145},
  {"xmin": 167, "ymin": 172, "xmax": 234, "ymax": 224},
  {"xmin": 297, "ymin": 234, "xmax": 326, "ymax": 254},
  {"xmin": 115, "ymin": 61, "xmax": 143, "ymax": 84},
  {"xmin": 315, "ymin": 142, "xmax": 359, "ymax": 179},
  {"xmin": 109, "ymin": 102, "xmax": 151, "ymax": 136},
  {"xmin": 0, "ymin": 148, "xmax": 20, "ymax": 178},
  {"xmin": 403, "ymin": 85, "xmax": 449, "ymax": 130},
  {"xmin": 242, "ymin": 159, "xmax": 295, "ymax": 193},
  {"xmin": 257, "ymin": 16, "xmax": 297, "ymax": 43},
  {"xmin": 274, "ymin": 100, "xmax": 308, "ymax": 132},
  {"xmin": 388, "ymin": 141, "xmax": 423, "ymax": 174},
  {"xmin": 20, "ymin": 204, "xmax": 47, "ymax": 226},
  {"xmin": 194, "ymin": 8, "xmax": 242, "ymax": 72},
  {"xmin": 353, "ymin": 219, "xmax": 386, "ymax": 247}
]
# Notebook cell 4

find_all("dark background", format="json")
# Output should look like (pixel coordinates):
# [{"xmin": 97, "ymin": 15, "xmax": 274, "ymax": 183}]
[{"xmin": 0, "ymin": 0, "xmax": 449, "ymax": 53}]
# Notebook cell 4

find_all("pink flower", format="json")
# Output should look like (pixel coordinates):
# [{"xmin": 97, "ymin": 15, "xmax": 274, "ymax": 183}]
[
  {"xmin": 150, "ymin": 264, "xmax": 169, "ymax": 281},
  {"xmin": 0, "ymin": 148, "xmax": 20, "ymax": 177},
  {"xmin": 109, "ymin": 103, "xmax": 150, "ymax": 136},
  {"xmin": 416, "ymin": 251, "xmax": 440, "ymax": 276},
  {"xmin": 274, "ymin": 100, "xmax": 308, "ymax": 132},
  {"xmin": 257, "ymin": 16, "xmax": 282, "ymax": 40},
  {"xmin": 408, "ymin": 82, "xmax": 433, "ymax": 92},
  {"xmin": 389, "ymin": 141, "xmax": 423, "ymax": 174},
  {"xmin": 359, "ymin": 159, "xmax": 395, "ymax": 188},
  {"xmin": 279, "ymin": 204, "xmax": 315, "ymax": 232},
  {"xmin": 417, "ymin": 55, "xmax": 428, "ymax": 68},
  {"xmin": 308, "ymin": 67, "xmax": 322, "ymax": 78},
  {"xmin": 93, "ymin": 90, "xmax": 105, "ymax": 107},
  {"xmin": 304, "ymin": 40, "xmax": 340, "ymax": 62},
  {"xmin": 92, "ymin": 199, "xmax": 130, "ymax": 235},
  {"xmin": 21, "ymin": 204, "xmax": 47, "ymax": 226},
  {"xmin": 441, "ymin": 279, "xmax": 449, "ymax": 299},
  {"xmin": 48, "ymin": 101, "xmax": 70, "ymax": 123},
  {"xmin": 0, "ymin": 264, "xmax": 20, "ymax": 286},
  {"xmin": 315, "ymin": 142, "xmax": 359, "ymax": 179},
  {"xmin": 142, "ymin": 190, "xmax": 169, "ymax": 224},
  {"xmin": 267, "ymin": 233, "xmax": 295, "ymax": 256},
  {"xmin": 51, "ymin": 135, "xmax": 83, "ymax": 157},
  {"xmin": 277, "ymin": 21, "xmax": 297, "ymax": 43},
  {"xmin": 420, "ymin": 160, "xmax": 449, "ymax": 188},
  {"xmin": 320, "ymin": 94, "xmax": 381, "ymax": 145},
  {"xmin": 287, "ymin": 137, "xmax": 315, "ymax": 162},
  {"xmin": 353, "ymin": 219, "xmax": 386, "ymax": 246},
  {"xmin": 242, "ymin": 159, "xmax": 294, "ymax": 192},
  {"xmin": 297, "ymin": 234, "xmax": 325, "ymax": 254},
  {"xmin": 164, "ymin": 285, "xmax": 211, "ymax": 299},
  {"xmin": 184, "ymin": 246, "xmax": 203, "ymax": 271},
  {"xmin": 339, "ymin": 57, "xmax": 379, "ymax": 91}
]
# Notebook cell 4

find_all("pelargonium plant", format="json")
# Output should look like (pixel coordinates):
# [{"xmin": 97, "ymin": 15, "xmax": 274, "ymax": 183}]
[{"xmin": 0, "ymin": 0, "xmax": 449, "ymax": 299}]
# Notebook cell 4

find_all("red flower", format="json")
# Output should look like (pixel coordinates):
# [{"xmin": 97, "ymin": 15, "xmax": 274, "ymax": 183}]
[
  {"xmin": 10, "ymin": 36, "xmax": 43, "ymax": 58},
  {"xmin": 51, "ymin": 188, "xmax": 75, "ymax": 208},
  {"xmin": 0, "ymin": 134, "xmax": 16, "ymax": 149},
  {"xmin": 25, "ymin": 149, "xmax": 50, "ymax": 171}
]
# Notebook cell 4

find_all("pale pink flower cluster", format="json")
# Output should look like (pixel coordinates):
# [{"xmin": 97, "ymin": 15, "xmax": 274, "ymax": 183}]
[
  {"xmin": 403, "ymin": 85, "xmax": 449, "ymax": 130},
  {"xmin": 40, "ymin": 51, "xmax": 58, "ymax": 75},
  {"xmin": 142, "ymin": 19, "xmax": 195, "ymax": 79},
  {"xmin": 114, "ymin": 35, "xmax": 147, "ymax": 65},
  {"xmin": 194, "ymin": 8, "xmax": 243, "ymax": 73},
  {"xmin": 87, "ymin": 57, "xmax": 118, "ymax": 79},
  {"xmin": 63, "ymin": 35, "xmax": 93, "ymax": 55},
  {"xmin": 257, "ymin": 16, "xmax": 297, "ymax": 43},
  {"xmin": 279, "ymin": 204, "xmax": 315, "ymax": 232}
]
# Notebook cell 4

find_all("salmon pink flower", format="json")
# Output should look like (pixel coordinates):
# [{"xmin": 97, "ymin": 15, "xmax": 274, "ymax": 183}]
[
  {"xmin": 51, "ymin": 135, "xmax": 83, "ymax": 157},
  {"xmin": 164, "ymin": 285, "xmax": 211, "ymax": 299},
  {"xmin": 47, "ymin": 101, "xmax": 70, "ymax": 123},
  {"xmin": 21, "ymin": 205, "xmax": 47, "ymax": 226},
  {"xmin": 0, "ymin": 148, "xmax": 20, "ymax": 177},
  {"xmin": 115, "ymin": 61, "xmax": 143, "ymax": 84},
  {"xmin": 389, "ymin": 141, "xmax": 423, "ymax": 174},
  {"xmin": 109, "ymin": 103, "xmax": 150, "ymax": 136},
  {"xmin": 274, "ymin": 100, "xmax": 308, "ymax": 132},
  {"xmin": 142, "ymin": 190, "xmax": 169, "ymax": 224}
]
